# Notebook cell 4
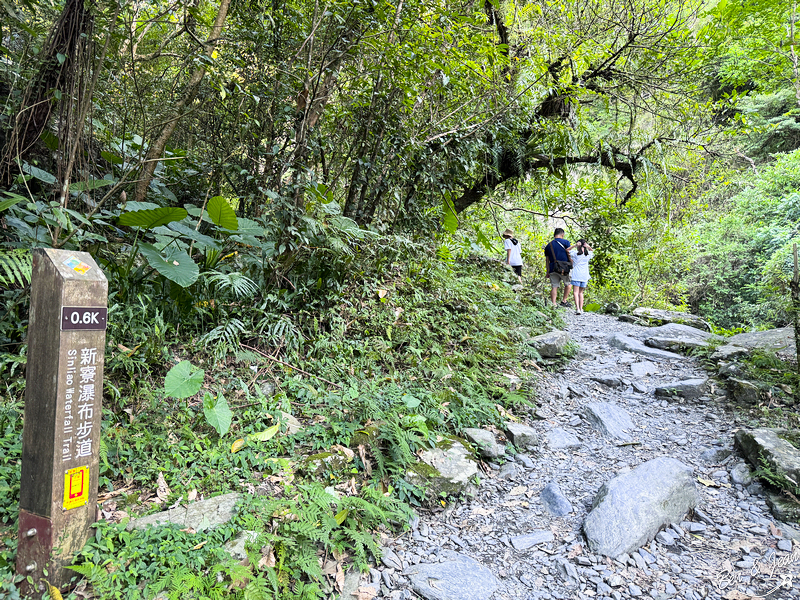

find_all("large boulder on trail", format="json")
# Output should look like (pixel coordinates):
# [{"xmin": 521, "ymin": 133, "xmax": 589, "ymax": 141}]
[
  {"xmin": 654, "ymin": 378, "xmax": 709, "ymax": 401},
  {"xmin": 644, "ymin": 323, "xmax": 721, "ymax": 352},
  {"xmin": 583, "ymin": 458, "xmax": 699, "ymax": 557},
  {"xmin": 734, "ymin": 428, "xmax": 800, "ymax": 487},
  {"xmin": 404, "ymin": 551, "xmax": 498, "ymax": 600},
  {"xmin": 529, "ymin": 330, "xmax": 571, "ymax": 358},
  {"xmin": 632, "ymin": 307, "xmax": 710, "ymax": 331},
  {"xmin": 712, "ymin": 327, "xmax": 797, "ymax": 362},
  {"xmin": 406, "ymin": 438, "xmax": 479, "ymax": 503}
]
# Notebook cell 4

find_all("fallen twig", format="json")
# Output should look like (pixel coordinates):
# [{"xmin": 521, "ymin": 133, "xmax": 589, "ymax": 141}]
[
  {"xmin": 240, "ymin": 343, "xmax": 342, "ymax": 389},
  {"xmin": 97, "ymin": 483, "xmax": 135, "ymax": 503}
]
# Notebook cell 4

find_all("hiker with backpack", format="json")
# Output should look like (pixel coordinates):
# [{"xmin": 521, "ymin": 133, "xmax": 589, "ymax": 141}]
[
  {"xmin": 544, "ymin": 228, "xmax": 572, "ymax": 307},
  {"xmin": 502, "ymin": 228, "xmax": 523, "ymax": 284}
]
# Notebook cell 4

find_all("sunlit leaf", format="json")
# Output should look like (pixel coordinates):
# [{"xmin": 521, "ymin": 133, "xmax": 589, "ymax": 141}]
[
  {"xmin": 119, "ymin": 207, "xmax": 188, "ymax": 229},
  {"xmin": 248, "ymin": 424, "xmax": 280, "ymax": 442},
  {"xmin": 164, "ymin": 361, "xmax": 205, "ymax": 399},
  {"xmin": 203, "ymin": 393, "xmax": 232, "ymax": 436},
  {"xmin": 139, "ymin": 244, "xmax": 199, "ymax": 287},
  {"xmin": 206, "ymin": 196, "xmax": 238, "ymax": 230}
]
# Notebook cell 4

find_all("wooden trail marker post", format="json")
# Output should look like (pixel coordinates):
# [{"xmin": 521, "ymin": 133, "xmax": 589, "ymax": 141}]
[{"xmin": 17, "ymin": 249, "xmax": 107, "ymax": 594}]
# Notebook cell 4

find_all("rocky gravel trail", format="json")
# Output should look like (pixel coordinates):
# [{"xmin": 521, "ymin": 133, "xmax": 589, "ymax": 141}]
[{"xmin": 372, "ymin": 312, "xmax": 800, "ymax": 600}]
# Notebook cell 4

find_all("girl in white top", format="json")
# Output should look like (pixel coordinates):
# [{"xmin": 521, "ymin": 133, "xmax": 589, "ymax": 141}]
[
  {"xmin": 502, "ymin": 228, "xmax": 523, "ymax": 284},
  {"xmin": 568, "ymin": 239, "xmax": 593, "ymax": 315}
]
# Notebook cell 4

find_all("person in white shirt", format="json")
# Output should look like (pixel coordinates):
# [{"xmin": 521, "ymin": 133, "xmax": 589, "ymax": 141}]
[
  {"xmin": 568, "ymin": 239, "xmax": 593, "ymax": 314},
  {"xmin": 502, "ymin": 228, "xmax": 523, "ymax": 284}
]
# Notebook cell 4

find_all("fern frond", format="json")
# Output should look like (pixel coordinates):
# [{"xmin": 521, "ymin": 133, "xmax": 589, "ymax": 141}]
[
  {"xmin": 0, "ymin": 249, "xmax": 32, "ymax": 288},
  {"xmin": 206, "ymin": 270, "xmax": 259, "ymax": 299}
]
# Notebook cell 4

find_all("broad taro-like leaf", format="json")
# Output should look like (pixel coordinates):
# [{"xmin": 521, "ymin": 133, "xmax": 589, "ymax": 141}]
[
  {"xmin": 164, "ymin": 360, "xmax": 205, "ymax": 399},
  {"xmin": 139, "ymin": 244, "xmax": 200, "ymax": 287},
  {"xmin": 118, "ymin": 207, "xmax": 188, "ymax": 229},
  {"xmin": 206, "ymin": 196, "xmax": 238, "ymax": 230},
  {"xmin": 203, "ymin": 392, "xmax": 232, "ymax": 436}
]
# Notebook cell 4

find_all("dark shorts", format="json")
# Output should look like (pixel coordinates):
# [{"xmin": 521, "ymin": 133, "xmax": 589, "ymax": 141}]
[{"xmin": 512, "ymin": 265, "xmax": 522, "ymax": 277}]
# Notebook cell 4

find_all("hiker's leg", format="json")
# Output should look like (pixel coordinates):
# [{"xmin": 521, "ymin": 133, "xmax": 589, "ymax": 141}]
[{"xmin": 549, "ymin": 273, "xmax": 559, "ymax": 305}]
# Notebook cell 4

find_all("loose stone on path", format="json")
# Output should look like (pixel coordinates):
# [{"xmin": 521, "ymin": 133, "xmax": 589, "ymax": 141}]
[
  {"xmin": 403, "ymin": 551, "xmax": 498, "ymax": 600},
  {"xmin": 582, "ymin": 402, "xmax": 635, "ymax": 441},
  {"xmin": 583, "ymin": 457, "xmax": 699, "ymax": 557}
]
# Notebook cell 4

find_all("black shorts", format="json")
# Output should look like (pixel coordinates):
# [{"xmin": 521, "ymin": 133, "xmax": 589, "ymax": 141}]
[{"xmin": 512, "ymin": 265, "xmax": 522, "ymax": 277}]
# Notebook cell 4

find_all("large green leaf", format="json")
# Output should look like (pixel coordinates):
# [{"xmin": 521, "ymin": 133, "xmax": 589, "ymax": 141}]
[
  {"xmin": 164, "ymin": 361, "xmax": 205, "ymax": 399},
  {"xmin": 119, "ymin": 207, "xmax": 188, "ymax": 229},
  {"xmin": 206, "ymin": 196, "xmax": 238, "ymax": 230},
  {"xmin": 22, "ymin": 162, "xmax": 56, "ymax": 184},
  {"xmin": 0, "ymin": 192, "xmax": 27, "ymax": 212},
  {"xmin": 167, "ymin": 221, "xmax": 221, "ymax": 250},
  {"xmin": 139, "ymin": 244, "xmax": 200, "ymax": 287},
  {"xmin": 203, "ymin": 393, "xmax": 232, "ymax": 436},
  {"xmin": 442, "ymin": 197, "xmax": 458, "ymax": 234},
  {"xmin": 70, "ymin": 178, "xmax": 115, "ymax": 192}
]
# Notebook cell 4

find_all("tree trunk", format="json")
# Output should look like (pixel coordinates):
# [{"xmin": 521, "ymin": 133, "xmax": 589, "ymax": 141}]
[
  {"xmin": 133, "ymin": 0, "xmax": 232, "ymax": 203},
  {"xmin": 1, "ymin": 0, "xmax": 93, "ymax": 187}
]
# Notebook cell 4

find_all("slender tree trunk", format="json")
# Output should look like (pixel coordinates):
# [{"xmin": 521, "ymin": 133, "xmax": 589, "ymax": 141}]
[
  {"xmin": 134, "ymin": 0, "xmax": 232, "ymax": 203},
  {"xmin": 1, "ymin": 0, "xmax": 93, "ymax": 187}
]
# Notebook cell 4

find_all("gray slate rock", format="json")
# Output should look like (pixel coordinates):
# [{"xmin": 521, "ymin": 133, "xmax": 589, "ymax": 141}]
[
  {"xmin": 644, "ymin": 323, "xmax": 719, "ymax": 341},
  {"xmin": 403, "ymin": 551, "xmax": 498, "ymax": 600},
  {"xmin": 224, "ymin": 530, "xmax": 259, "ymax": 560},
  {"xmin": 711, "ymin": 344, "xmax": 750, "ymax": 361},
  {"xmin": 766, "ymin": 492, "xmax": 800, "ymax": 522},
  {"xmin": 728, "ymin": 327, "xmax": 795, "ymax": 358},
  {"xmin": 583, "ymin": 457, "xmax": 700, "ymax": 557},
  {"xmin": 734, "ymin": 428, "xmax": 800, "ymax": 486},
  {"xmin": 718, "ymin": 362, "xmax": 745, "ymax": 378},
  {"xmin": 510, "ymin": 530, "xmax": 555, "ymax": 549},
  {"xmin": 128, "ymin": 492, "xmax": 240, "ymax": 531},
  {"xmin": 700, "ymin": 447, "xmax": 732, "ymax": 463},
  {"xmin": 529, "ymin": 330, "xmax": 571, "ymax": 358},
  {"xmin": 607, "ymin": 333, "xmax": 684, "ymax": 361},
  {"xmin": 730, "ymin": 462, "xmax": 754, "ymax": 486},
  {"xmin": 540, "ymin": 482, "xmax": 574, "ymax": 516},
  {"xmin": 618, "ymin": 315, "xmax": 647, "ymax": 325},
  {"xmin": 407, "ymin": 440, "xmax": 479, "ymax": 502},
  {"xmin": 645, "ymin": 337, "xmax": 711, "ymax": 352},
  {"xmin": 505, "ymin": 422, "xmax": 540, "ymax": 449},
  {"xmin": 630, "ymin": 361, "xmax": 658, "ymax": 378},
  {"xmin": 545, "ymin": 428, "xmax": 582, "ymax": 450},
  {"xmin": 582, "ymin": 402, "xmax": 635, "ymax": 441},
  {"xmin": 631, "ymin": 307, "xmax": 710, "ymax": 331},
  {"xmin": 653, "ymin": 378, "xmax": 708, "ymax": 400},
  {"xmin": 463, "ymin": 428, "xmax": 504, "ymax": 459},
  {"xmin": 728, "ymin": 378, "xmax": 761, "ymax": 403},
  {"xmin": 591, "ymin": 375, "xmax": 624, "ymax": 388}
]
